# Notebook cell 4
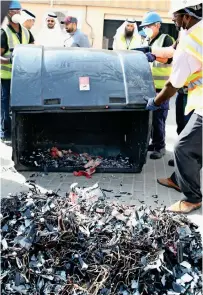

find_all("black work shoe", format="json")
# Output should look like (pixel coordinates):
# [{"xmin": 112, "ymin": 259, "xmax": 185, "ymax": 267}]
[
  {"xmin": 150, "ymin": 148, "xmax": 166, "ymax": 160},
  {"xmin": 1, "ymin": 136, "xmax": 11, "ymax": 142},
  {"xmin": 168, "ymin": 159, "xmax": 174, "ymax": 167},
  {"xmin": 148, "ymin": 144, "xmax": 155, "ymax": 152}
]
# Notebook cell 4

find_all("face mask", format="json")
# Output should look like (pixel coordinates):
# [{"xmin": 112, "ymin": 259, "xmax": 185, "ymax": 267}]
[
  {"xmin": 11, "ymin": 14, "xmax": 21, "ymax": 24},
  {"xmin": 143, "ymin": 27, "xmax": 153, "ymax": 38}
]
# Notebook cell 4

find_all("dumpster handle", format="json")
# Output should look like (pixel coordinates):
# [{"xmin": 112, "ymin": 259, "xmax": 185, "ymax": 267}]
[{"xmin": 44, "ymin": 98, "xmax": 61, "ymax": 105}]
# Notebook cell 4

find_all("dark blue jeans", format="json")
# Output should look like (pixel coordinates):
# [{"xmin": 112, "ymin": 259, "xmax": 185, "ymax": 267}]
[
  {"xmin": 150, "ymin": 90, "xmax": 169, "ymax": 151},
  {"xmin": 151, "ymin": 109, "xmax": 168, "ymax": 150},
  {"xmin": 1, "ymin": 79, "xmax": 11, "ymax": 138}
]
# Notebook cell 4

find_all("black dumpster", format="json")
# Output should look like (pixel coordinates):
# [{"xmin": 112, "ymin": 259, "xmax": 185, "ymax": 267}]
[{"xmin": 11, "ymin": 45, "xmax": 155, "ymax": 173}]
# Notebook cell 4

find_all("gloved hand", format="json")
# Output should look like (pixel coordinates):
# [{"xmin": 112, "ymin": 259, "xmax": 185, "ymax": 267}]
[
  {"xmin": 146, "ymin": 52, "xmax": 156, "ymax": 62},
  {"xmin": 131, "ymin": 46, "xmax": 151, "ymax": 53},
  {"xmin": 146, "ymin": 98, "xmax": 161, "ymax": 111}
]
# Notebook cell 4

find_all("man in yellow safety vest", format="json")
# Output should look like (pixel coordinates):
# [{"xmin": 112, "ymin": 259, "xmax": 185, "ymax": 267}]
[
  {"xmin": 0, "ymin": 0, "xmax": 34, "ymax": 141},
  {"xmin": 113, "ymin": 19, "xmax": 142, "ymax": 50},
  {"xmin": 139, "ymin": 11, "xmax": 174, "ymax": 160},
  {"xmin": 149, "ymin": 29, "xmax": 194, "ymax": 167},
  {"xmin": 146, "ymin": 0, "xmax": 202, "ymax": 214}
]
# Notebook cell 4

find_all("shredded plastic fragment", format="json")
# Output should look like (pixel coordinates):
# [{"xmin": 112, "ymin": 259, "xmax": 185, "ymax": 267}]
[{"xmin": 20, "ymin": 148, "xmax": 134, "ymax": 174}]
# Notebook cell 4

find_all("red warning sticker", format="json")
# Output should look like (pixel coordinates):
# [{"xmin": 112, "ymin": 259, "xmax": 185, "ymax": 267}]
[{"xmin": 79, "ymin": 77, "xmax": 90, "ymax": 91}]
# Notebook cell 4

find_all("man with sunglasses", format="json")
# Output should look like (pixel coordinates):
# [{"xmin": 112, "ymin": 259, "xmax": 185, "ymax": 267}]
[
  {"xmin": 35, "ymin": 12, "xmax": 64, "ymax": 47},
  {"xmin": 46, "ymin": 14, "xmax": 56, "ymax": 29}
]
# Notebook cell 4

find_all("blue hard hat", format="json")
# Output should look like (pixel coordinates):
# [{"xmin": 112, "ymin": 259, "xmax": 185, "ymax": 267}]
[
  {"xmin": 140, "ymin": 11, "xmax": 162, "ymax": 27},
  {"xmin": 139, "ymin": 30, "xmax": 147, "ymax": 38},
  {"xmin": 9, "ymin": 0, "xmax": 22, "ymax": 10}
]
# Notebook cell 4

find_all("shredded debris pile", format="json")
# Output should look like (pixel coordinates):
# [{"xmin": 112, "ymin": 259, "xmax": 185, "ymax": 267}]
[
  {"xmin": 20, "ymin": 147, "xmax": 133, "ymax": 176},
  {"xmin": 1, "ymin": 183, "xmax": 202, "ymax": 295}
]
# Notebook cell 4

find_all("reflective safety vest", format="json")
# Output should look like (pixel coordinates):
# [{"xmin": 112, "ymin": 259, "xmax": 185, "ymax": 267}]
[
  {"xmin": 179, "ymin": 21, "xmax": 203, "ymax": 115},
  {"xmin": 151, "ymin": 34, "xmax": 174, "ymax": 90},
  {"xmin": 0, "ymin": 25, "xmax": 29, "ymax": 79},
  {"xmin": 113, "ymin": 34, "xmax": 142, "ymax": 50}
]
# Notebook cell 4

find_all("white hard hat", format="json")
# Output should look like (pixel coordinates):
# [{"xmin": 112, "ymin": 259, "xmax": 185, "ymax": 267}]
[{"xmin": 169, "ymin": 0, "xmax": 202, "ymax": 14}]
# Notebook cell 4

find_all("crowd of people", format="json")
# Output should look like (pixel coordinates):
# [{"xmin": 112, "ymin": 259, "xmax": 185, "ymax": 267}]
[
  {"xmin": 4, "ymin": 6, "xmax": 91, "ymax": 48},
  {"xmin": 0, "ymin": 0, "xmax": 202, "ymax": 214},
  {"xmin": 0, "ymin": 0, "xmax": 91, "ymax": 141}
]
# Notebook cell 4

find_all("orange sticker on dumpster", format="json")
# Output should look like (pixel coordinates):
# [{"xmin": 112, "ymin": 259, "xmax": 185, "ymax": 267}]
[{"xmin": 79, "ymin": 77, "xmax": 90, "ymax": 91}]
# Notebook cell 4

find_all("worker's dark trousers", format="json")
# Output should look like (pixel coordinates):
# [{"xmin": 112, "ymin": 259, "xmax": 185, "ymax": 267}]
[
  {"xmin": 172, "ymin": 113, "xmax": 202, "ymax": 204},
  {"xmin": 0, "ymin": 79, "xmax": 11, "ymax": 138},
  {"xmin": 151, "ymin": 109, "xmax": 168, "ymax": 150},
  {"xmin": 170, "ymin": 93, "xmax": 194, "ymax": 186},
  {"xmin": 176, "ymin": 91, "xmax": 194, "ymax": 135}
]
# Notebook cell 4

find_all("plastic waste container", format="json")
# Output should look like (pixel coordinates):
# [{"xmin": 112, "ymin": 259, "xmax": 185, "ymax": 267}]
[{"xmin": 11, "ymin": 45, "xmax": 156, "ymax": 173}]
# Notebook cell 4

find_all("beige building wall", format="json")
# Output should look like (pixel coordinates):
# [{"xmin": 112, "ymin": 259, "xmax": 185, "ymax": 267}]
[{"xmin": 20, "ymin": 0, "xmax": 173, "ymax": 48}]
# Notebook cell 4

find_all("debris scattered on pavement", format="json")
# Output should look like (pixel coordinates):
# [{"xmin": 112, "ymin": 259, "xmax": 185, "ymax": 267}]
[
  {"xmin": 1, "ymin": 182, "xmax": 202, "ymax": 295},
  {"xmin": 138, "ymin": 199, "xmax": 145, "ymax": 204},
  {"xmin": 152, "ymin": 195, "xmax": 158, "ymax": 199},
  {"xmin": 20, "ymin": 148, "xmax": 134, "ymax": 176}
]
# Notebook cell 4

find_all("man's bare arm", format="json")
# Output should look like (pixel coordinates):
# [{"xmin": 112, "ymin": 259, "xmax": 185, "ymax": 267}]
[{"xmin": 154, "ymin": 80, "xmax": 179, "ymax": 105}]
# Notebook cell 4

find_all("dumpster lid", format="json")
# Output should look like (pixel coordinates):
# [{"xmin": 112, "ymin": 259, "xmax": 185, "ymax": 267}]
[{"xmin": 11, "ymin": 45, "xmax": 156, "ymax": 109}]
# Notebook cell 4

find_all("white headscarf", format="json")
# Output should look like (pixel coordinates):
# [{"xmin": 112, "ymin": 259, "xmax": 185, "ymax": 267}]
[
  {"xmin": 21, "ymin": 9, "xmax": 36, "ymax": 23},
  {"xmin": 114, "ymin": 19, "xmax": 139, "ymax": 39},
  {"xmin": 35, "ymin": 12, "xmax": 64, "ymax": 47}
]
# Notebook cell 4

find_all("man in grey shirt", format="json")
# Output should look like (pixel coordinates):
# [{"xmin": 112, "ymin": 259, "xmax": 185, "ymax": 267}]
[{"xmin": 61, "ymin": 16, "xmax": 90, "ymax": 48}]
